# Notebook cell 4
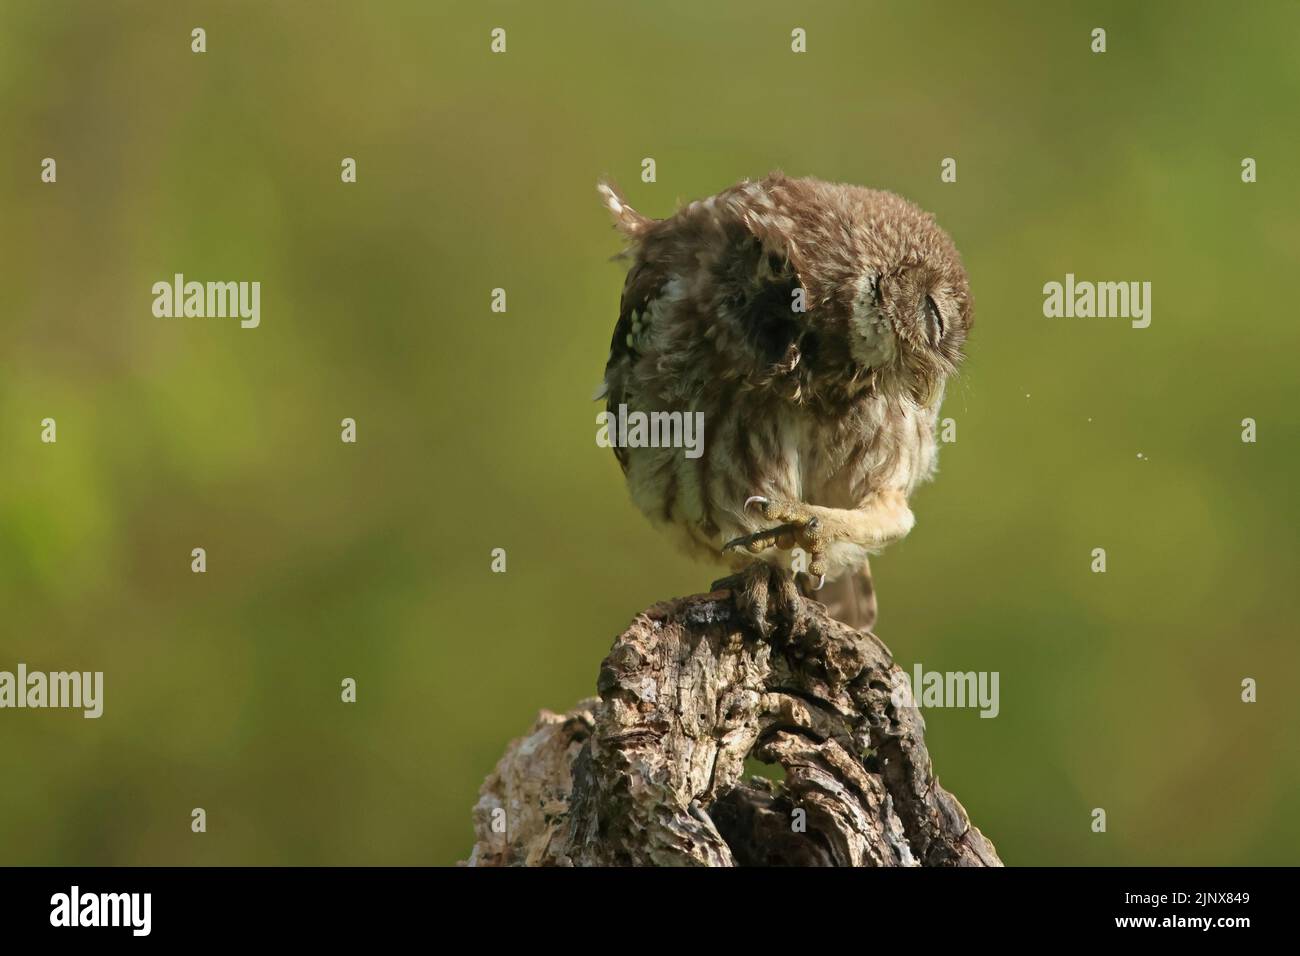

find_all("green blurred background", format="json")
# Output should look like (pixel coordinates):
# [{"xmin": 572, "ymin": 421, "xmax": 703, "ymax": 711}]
[{"xmin": 1, "ymin": 0, "xmax": 1297, "ymax": 866}]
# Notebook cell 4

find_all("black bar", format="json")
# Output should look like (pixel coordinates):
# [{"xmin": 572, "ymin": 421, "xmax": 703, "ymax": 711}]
[{"xmin": 0, "ymin": 866, "xmax": 1282, "ymax": 942}]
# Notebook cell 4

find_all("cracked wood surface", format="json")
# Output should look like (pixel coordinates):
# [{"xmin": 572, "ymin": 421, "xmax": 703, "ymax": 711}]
[{"xmin": 465, "ymin": 587, "xmax": 1000, "ymax": 867}]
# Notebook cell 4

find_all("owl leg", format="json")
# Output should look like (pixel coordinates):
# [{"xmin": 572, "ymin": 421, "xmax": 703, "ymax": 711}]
[
  {"xmin": 710, "ymin": 561, "xmax": 804, "ymax": 641},
  {"xmin": 723, "ymin": 507, "xmax": 827, "ymax": 586},
  {"xmin": 725, "ymin": 492, "xmax": 915, "ymax": 586}
]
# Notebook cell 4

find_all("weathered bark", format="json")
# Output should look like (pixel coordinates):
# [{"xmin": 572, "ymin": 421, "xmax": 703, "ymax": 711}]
[{"xmin": 465, "ymin": 586, "xmax": 1000, "ymax": 867}]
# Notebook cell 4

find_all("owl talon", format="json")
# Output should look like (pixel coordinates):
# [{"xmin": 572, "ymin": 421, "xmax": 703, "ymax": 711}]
[
  {"xmin": 724, "ymin": 522, "xmax": 801, "ymax": 554},
  {"xmin": 710, "ymin": 562, "xmax": 804, "ymax": 641},
  {"xmin": 730, "ymin": 496, "xmax": 829, "ymax": 576}
]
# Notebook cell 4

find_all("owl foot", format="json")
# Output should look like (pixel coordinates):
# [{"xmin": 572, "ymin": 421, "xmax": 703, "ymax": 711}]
[
  {"xmin": 710, "ymin": 562, "xmax": 806, "ymax": 641},
  {"xmin": 722, "ymin": 496, "xmax": 828, "ymax": 589}
]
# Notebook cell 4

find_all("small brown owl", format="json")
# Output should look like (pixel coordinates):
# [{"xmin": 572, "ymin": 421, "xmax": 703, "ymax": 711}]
[{"xmin": 595, "ymin": 173, "xmax": 973, "ymax": 635}]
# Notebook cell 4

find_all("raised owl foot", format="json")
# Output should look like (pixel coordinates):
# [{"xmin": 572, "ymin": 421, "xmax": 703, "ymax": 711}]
[
  {"xmin": 722, "ymin": 496, "xmax": 828, "ymax": 589},
  {"xmin": 710, "ymin": 561, "xmax": 806, "ymax": 641}
]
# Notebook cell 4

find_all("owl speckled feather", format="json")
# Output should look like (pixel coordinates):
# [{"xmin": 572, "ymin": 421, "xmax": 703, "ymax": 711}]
[{"xmin": 595, "ymin": 173, "xmax": 973, "ymax": 633}]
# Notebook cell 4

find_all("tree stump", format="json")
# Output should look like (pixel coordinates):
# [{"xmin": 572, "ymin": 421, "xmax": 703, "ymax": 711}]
[{"xmin": 465, "ymin": 585, "xmax": 1000, "ymax": 867}]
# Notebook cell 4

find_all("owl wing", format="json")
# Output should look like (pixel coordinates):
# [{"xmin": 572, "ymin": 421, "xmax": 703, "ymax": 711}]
[
  {"xmin": 599, "ymin": 257, "xmax": 671, "ymax": 472},
  {"xmin": 594, "ymin": 181, "xmax": 665, "ymax": 472},
  {"xmin": 594, "ymin": 174, "xmax": 814, "ymax": 471}
]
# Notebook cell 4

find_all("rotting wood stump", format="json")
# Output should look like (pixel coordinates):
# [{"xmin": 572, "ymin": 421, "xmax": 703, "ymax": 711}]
[{"xmin": 465, "ymin": 586, "xmax": 1000, "ymax": 867}]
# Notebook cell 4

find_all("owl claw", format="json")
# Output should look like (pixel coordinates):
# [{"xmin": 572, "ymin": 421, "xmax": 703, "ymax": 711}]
[
  {"xmin": 710, "ymin": 562, "xmax": 804, "ymax": 641},
  {"xmin": 811, "ymin": 573, "xmax": 825, "ymax": 591},
  {"xmin": 724, "ymin": 523, "xmax": 800, "ymax": 554},
  {"xmin": 728, "ymin": 497, "xmax": 829, "ymax": 577}
]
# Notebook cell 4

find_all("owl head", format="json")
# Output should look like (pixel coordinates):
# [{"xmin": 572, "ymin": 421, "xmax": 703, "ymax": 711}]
[
  {"xmin": 739, "ymin": 176, "xmax": 973, "ymax": 407},
  {"xmin": 840, "ymin": 192, "xmax": 973, "ymax": 406}
]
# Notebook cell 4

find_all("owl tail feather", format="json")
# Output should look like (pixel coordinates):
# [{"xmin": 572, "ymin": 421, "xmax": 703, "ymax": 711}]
[
  {"xmin": 597, "ymin": 180, "xmax": 652, "ymax": 238},
  {"xmin": 803, "ymin": 561, "xmax": 878, "ymax": 633}
]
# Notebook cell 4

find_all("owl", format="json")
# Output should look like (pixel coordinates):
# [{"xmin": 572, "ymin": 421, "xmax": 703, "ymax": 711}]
[{"xmin": 595, "ymin": 173, "xmax": 973, "ymax": 634}]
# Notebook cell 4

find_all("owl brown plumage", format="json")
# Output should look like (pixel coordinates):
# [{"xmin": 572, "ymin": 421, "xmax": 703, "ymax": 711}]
[{"xmin": 596, "ymin": 173, "xmax": 973, "ymax": 633}]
